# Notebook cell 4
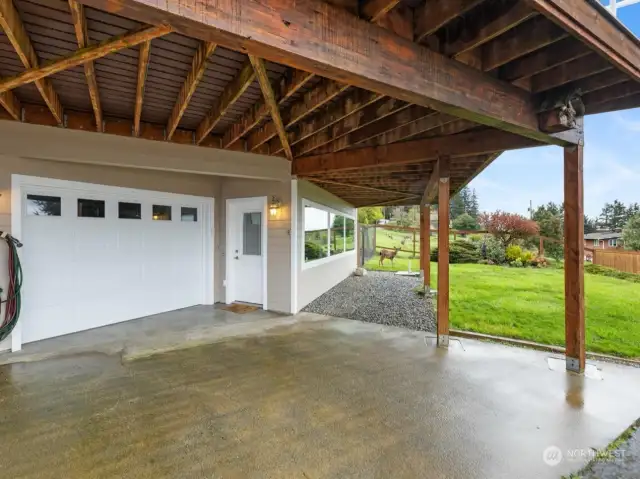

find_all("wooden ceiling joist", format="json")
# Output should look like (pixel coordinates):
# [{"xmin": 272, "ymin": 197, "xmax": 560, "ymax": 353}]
[
  {"xmin": 360, "ymin": 0, "xmax": 401, "ymax": 22},
  {"xmin": 588, "ymin": 93, "xmax": 640, "ymax": 115},
  {"xmin": 0, "ymin": 0, "xmax": 64, "ymax": 125},
  {"xmin": 195, "ymin": 60, "xmax": 255, "ymax": 145},
  {"xmin": 499, "ymin": 37, "xmax": 590, "ymax": 83},
  {"xmin": 78, "ymin": 0, "xmax": 576, "ymax": 146},
  {"xmin": 444, "ymin": 1, "xmax": 537, "ymax": 57},
  {"xmin": 293, "ymin": 129, "xmax": 542, "ymax": 176},
  {"xmin": 0, "ymin": 89, "xmax": 21, "ymax": 121},
  {"xmin": 482, "ymin": 16, "xmax": 567, "ymax": 72},
  {"xmin": 583, "ymin": 81, "xmax": 640, "ymax": 108},
  {"xmin": 166, "ymin": 41, "xmax": 217, "ymax": 140},
  {"xmin": 133, "ymin": 41, "xmax": 150, "ymax": 137},
  {"xmin": 221, "ymin": 69, "xmax": 314, "ymax": 149},
  {"xmin": 309, "ymin": 178, "xmax": 415, "ymax": 199},
  {"xmin": 292, "ymin": 96, "xmax": 407, "ymax": 156},
  {"xmin": 0, "ymin": 24, "xmax": 172, "ymax": 95},
  {"xmin": 415, "ymin": 0, "xmax": 485, "ymax": 44},
  {"xmin": 249, "ymin": 55, "xmax": 293, "ymax": 160},
  {"xmin": 531, "ymin": 54, "xmax": 612, "ymax": 94},
  {"xmin": 68, "ymin": 0, "xmax": 102, "ymax": 132}
]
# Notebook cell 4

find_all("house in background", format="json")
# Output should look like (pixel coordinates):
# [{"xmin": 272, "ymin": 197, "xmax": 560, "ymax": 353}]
[{"xmin": 584, "ymin": 232, "xmax": 624, "ymax": 249}]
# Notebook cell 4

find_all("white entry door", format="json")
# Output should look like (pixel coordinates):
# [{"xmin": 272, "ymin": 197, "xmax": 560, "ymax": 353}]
[
  {"xmin": 14, "ymin": 175, "xmax": 214, "ymax": 344},
  {"xmin": 226, "ymin": 197, "xmax": 266, "ymax": 306}
]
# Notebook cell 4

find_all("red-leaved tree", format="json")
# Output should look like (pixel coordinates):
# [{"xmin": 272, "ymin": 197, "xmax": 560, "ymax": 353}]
[{"xmin": 479, "ymin": 211, "xmax": 539, "ymax": 247}]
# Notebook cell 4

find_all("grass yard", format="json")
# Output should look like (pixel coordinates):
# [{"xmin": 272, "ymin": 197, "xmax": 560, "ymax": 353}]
[{"xmin": 363, "ymin": 257, "xmax": 640, "ymax": 358}]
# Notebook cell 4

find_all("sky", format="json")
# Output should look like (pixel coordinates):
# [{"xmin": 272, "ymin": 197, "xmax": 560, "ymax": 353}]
[{"xmin": 468, "ymin": 2, "xmax": 640, "ymax": 219}]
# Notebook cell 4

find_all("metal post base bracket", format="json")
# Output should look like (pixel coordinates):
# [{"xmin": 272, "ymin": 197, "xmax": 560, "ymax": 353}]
[
  {"xmin": 437, "ymin": 334, "xmax": 450, "ymax": 348},
  {"xmin": 566, "ymin": 356, "xmax": 584, "ymax": 373}
]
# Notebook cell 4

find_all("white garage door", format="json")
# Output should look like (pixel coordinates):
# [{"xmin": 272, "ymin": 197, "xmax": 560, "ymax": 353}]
[{"xmin": 15, "ymin": 175, "xmax": 214, "ymax": 344}]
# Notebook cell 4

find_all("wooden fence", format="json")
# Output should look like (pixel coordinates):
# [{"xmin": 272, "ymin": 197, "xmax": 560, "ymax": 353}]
[{"xmin": 592, "ymin": 248, "xmax": 640, "ymax": 274}]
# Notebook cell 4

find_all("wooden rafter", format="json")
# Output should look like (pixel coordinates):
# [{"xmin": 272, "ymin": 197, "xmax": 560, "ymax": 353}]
[
  {"xmin": 248, "ymin": 55, "xmax": 293, "ymax": 160},
  {"xmin": 0, "ymin": 24, "xmax": 172, "ymax": 94},
  {"xmin": 133, "ymin": 41, "xmax": 150, "ymax": 137},
  {"xmin": 482, "ymin": 16, "xmax": 567, "ymax": 72},
  {"xmin": 68, "ymin": 0, "xmax": 102, "ymax": 131},
  {"xmin": 583, "ymin": 81, "xmax": 640, "ymax": 108},
  {"xmin": 0, "ymin": 89, "xmax": 21, "ymax": 120},
  {"xmin": 0, "ymin": 0, "xmax": 63, "ymax": 125},
  {"xmin": 195, "ymin": 60, "xmax": 255, "ymax": 145},
  {"xmin": 293, "ymin": 129, "xmax": 542, "ymax": 175},
  {"xmin": 309, "ymin": 178, "xmax": 415, "ymax": 199},
  {"xmin": 360, "ymin": 0, "xmax": 401, "ymax": 22},
  {"xmin": 415, "ymin": 0, "xmax": 485, "ymax": 44},
  {"xmin": 166, "ymin": 41, "xmax": 216, "ymax": 140},
  {"xmin": 444, "ymin": 1, "xmax": 537, "ymax": 57},
  {"xmin": 531, "ymin": 54, "xmax": 612, "ymax": 94},
  {"xmin": 222, "ymin": 69, "xmax": 313, "ymax": 148}
]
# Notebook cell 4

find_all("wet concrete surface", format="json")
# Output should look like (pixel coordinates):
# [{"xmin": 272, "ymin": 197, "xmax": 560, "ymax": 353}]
[
  {"xmin": 580, "ymin": 424, "xmax": 640, "ymax": 479},
  {"xmin": 1, "ymin": 314, "xmax": 639, "ymax": 478}
]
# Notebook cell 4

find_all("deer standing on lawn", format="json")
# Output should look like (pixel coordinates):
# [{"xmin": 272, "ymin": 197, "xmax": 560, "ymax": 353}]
[{"xmin": 379, "ymin": 247, "xmax": 400, "ymax": 267}]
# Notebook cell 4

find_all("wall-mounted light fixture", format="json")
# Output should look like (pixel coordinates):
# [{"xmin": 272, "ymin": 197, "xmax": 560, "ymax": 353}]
[{"xmin": 269, "ymin": 195, "xmax": 282, "ymax": 217}]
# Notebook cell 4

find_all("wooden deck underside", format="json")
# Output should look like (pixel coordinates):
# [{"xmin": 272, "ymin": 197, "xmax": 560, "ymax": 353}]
[{"xmin": 1, "ymin": 0, "xmax": 639, "ymax": 206}]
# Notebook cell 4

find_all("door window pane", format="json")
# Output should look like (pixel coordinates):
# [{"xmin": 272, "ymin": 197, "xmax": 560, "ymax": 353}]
[
  {"xmin": 27, "ymin": 194, "xmax": 61, "ymax": 216},
  {"xmin": 78, "ymin": 199, "xmax": 105, "ymax": 218},
  {"xmin": 304, "ymin": 206, "xmax": 328, "ymax": 262},
  {"xmin": 119, "ymin": 202, "xmax": 141, "ymax": 219},
  {"xmin": 345, "ymin": 218, "xmax": 355, "ymax": 251},
  {"xmin": 152, "ymin": 205, "xmax": 172, "ymax": 221},
  {"xmin": 181, "ymin": 207, "xmax": 198, "ymax": 222},
  {"xmin": 243, "ymin": 212, "xmax": 261, "ymax": 256},
  {"xmin": 330, "ymin": 214, "xmax": 345, "ymax": 255}
]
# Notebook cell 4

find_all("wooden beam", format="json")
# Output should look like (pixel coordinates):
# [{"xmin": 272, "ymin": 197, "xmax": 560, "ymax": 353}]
[
  {"xmin": 482, "ymin": 16, "xmax": 567, "ymax": 72},
  {"xmin": 444, "ymin": 1, "xmax": 537, "ymax": 57},
  {"xmin": 360, "ymin": 0, "xmax": 401, "ymax": 22},
  {"xmin": 293, "ymin": 129, "xmax": 541, "ymax": 175},
  {"xmin": 195, "ymin": 60, "xmax": 255, "ymax": 144},
  {"xmin": 527, "ymin": 0, "xmax": 640, "ymax": 82},
  {"xmin": 222, "ymin": 69, "xmax": 314, "ymax": 148},
  {"xmin": 249, "ymin": 55, "xmax": 293, "ymax": 160},
  {"xmin": 530, "ymin": 54, "xmax": 612, "ymax": 94},
  {"xmin": 0, "ymin": 0, "xmax": 64, "ymax": 125},
  {"xmin": 415, "ymin": 0, "xmax": 485, "ymax": 44},
  {"xmin": 133, "ymin": 41, "xmax": 151, "ymax": 137},
  {"xmin": 499, "ymin": 37, "xmax": 589, "ymax": 83},
  {"xmin": 0, "ymin": 24, "xmax": 172, "ymax": 94},
  {"xmin": 68, "ymin": 0, "xmax": 103, "ymax": 132},
  {"xmin": 167, "ymin": 41, "xmax": 216, "ymax": 140},
  {"xmin": 422, "ymin": 205, "xmax": 431, "ymax": 288},
  {"xmin": 309, "ymin": 178, "xmax": 414, "ymax": 198},
  {"xmin": 587, "ymin": 92, "xmax": 640, "ymax": 115},
  {"xmin": 76, "ymin": 0, "xmax": 573, "ymax": 146},
  {"xmin": 583, "ymin": 81, "xmax": 640, "ymax": 109},
  {"xmin": 436, "ymin": 156, "xmax": 451, "ymax": 346},
  {"xmin": 374, "ymin": 113, "xmax": 463, "ymax": 146},
  {"xmin": 563, "ymin": 144, "xmax": 585, "ymax": 373},
  {"xmin": 0, "ymin": 89, "xmax": 21, "ymax": 121}
]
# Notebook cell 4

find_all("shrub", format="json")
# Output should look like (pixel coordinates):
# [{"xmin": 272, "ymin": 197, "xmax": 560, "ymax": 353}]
[
  {"xmin": 505, "ymin": 245, "xmax": 523, "ymax": 262},
  {"xmin": 623, "ymin": 214, "xmax": 640, "ymax": 251},
  {"xmin": 430, "ymin": 240, "xmax": 481, "ymax": 264},
  {"xmin": 584, "ymin": 263, "xmax": 640, "ymax": 283},
  {"xmin": 305, "ymin": 241, "xmax": 325, "ymax": 261},
  {"xmin": 481, "ymin": 236, "xmax": 506, "ymax": 264},
  {"xmin": 468, "ymin": 234, "xmax": 484, "ymax": 243},
  {"xmin": 521, "ymin": 251, "xmax": 535, "ymax": 265},
  {"xmin": 479, "ymin": 211, "xmax": 540, "ymax": 247},
  {"xmin": 510, "ymin": 259, "xmax": 524, "ymax": 268},
  {"xmin": 477, "ymin": 259, "xmax": 490, "ymax": 265}
]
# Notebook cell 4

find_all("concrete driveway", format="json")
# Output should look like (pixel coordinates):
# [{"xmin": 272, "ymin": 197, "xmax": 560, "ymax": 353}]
[{"xmin": 0, "ymin": 312, "xmax": 639, "ymax": 478}]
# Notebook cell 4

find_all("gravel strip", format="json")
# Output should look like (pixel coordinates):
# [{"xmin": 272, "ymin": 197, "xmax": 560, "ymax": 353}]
[{"xmin": 302, "ymin": 271, "xmax": 436, "ymax": 332}]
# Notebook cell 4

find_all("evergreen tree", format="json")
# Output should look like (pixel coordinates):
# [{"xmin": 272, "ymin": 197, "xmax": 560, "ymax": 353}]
[
  {"xmin": 611, "ymin": 200, "xmax": 627, "ymax": 229},
  {"xmin": 626, "ymin": 203, "xmax": 640, "ymax": 223},
  {"xmin": 531, "ymin": 203, "xmax": 564, "ymax": 259},
  {"xmin": 598, "ymin": 202, "xmax": 613, "ymax": 229},
  {"xmin": 469, "ymin": 189, "xmax": 480, "ymax": 219},
  {"xmin": 449, "ymin": 192, "xmax": 466, "ymax": 220},
  {"xmin": 584, "ymin": 215, "xmax": 597, "ymax": 234}
]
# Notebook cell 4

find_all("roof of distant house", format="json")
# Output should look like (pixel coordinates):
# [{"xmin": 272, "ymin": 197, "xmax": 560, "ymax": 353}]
[{"xmin": 584, "ymin": 232, "xmax": 623, "ymax": 240}]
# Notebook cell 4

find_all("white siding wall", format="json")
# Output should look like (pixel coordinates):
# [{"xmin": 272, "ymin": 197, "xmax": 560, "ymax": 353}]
[{"xmin": 296, "ymin": 180, "xmax": 357, "ymax": 311}]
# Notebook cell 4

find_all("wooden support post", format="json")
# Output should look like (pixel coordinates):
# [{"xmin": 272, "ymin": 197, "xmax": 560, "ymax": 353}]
[
  {"xmin": 423, "ymin": 205, "xmax": 431, "ymax": 289},
  {"xmin": 437, "ymin": 159, "xmax": 450, "ymax": 347},
  {"xmin": 564, "ymin": 144, "xmax": 585, "ymax": 373}
]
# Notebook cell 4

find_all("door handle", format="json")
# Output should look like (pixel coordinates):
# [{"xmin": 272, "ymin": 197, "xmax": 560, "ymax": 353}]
[{"xmin": 234, "ymin": 256, "xmax": 239, "ymax": 260}]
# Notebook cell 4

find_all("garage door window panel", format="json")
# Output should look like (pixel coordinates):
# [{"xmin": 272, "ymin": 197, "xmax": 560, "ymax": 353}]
[
  {"xmin": 78, "ymin": 199, "xmax": 105, "ymax": 218},
  {"xmin": 153, "ymin": 205, "xmax": 172, "ymax": 221},
  {"xmin": 119, "ymin": 202, "xmax": 142, "ymax": 219},
  {"xmin": 181, "ymin": 207, "xmax": 198, "ymax": 222},
  {"xmin": 27, "ymin": 194, "xmax": 61, "ymax": 216}
]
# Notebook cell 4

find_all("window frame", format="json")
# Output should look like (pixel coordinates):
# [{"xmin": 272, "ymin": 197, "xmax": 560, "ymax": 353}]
[
  {"xmin": 609, "ymin": 238, "xmax": 618, "ymax": 247},
  {"xmin": 301, "ymin": 198, "xmax": 356, "ymax": 270},
  {"xmin": 593, "ymin": 239, "xmax": 600, "ymax": 247}
]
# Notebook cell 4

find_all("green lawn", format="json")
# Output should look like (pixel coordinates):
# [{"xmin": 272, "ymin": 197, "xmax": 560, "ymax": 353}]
[{"xmin": 363, "ymin": 258, "xmax": 640, "ymax": 358}]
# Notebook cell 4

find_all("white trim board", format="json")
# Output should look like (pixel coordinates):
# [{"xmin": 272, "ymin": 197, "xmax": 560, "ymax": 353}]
[
  {"xmin": 290, "ymin": 179, "xmax": 299, "ymax": 314},
  {"xmin": 224, "ymin": 196, "xmax": 268, "ymax": 309},
  {"xmin": 10, "ymin": 174, "xmax": 215, "ymax": 351}
]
